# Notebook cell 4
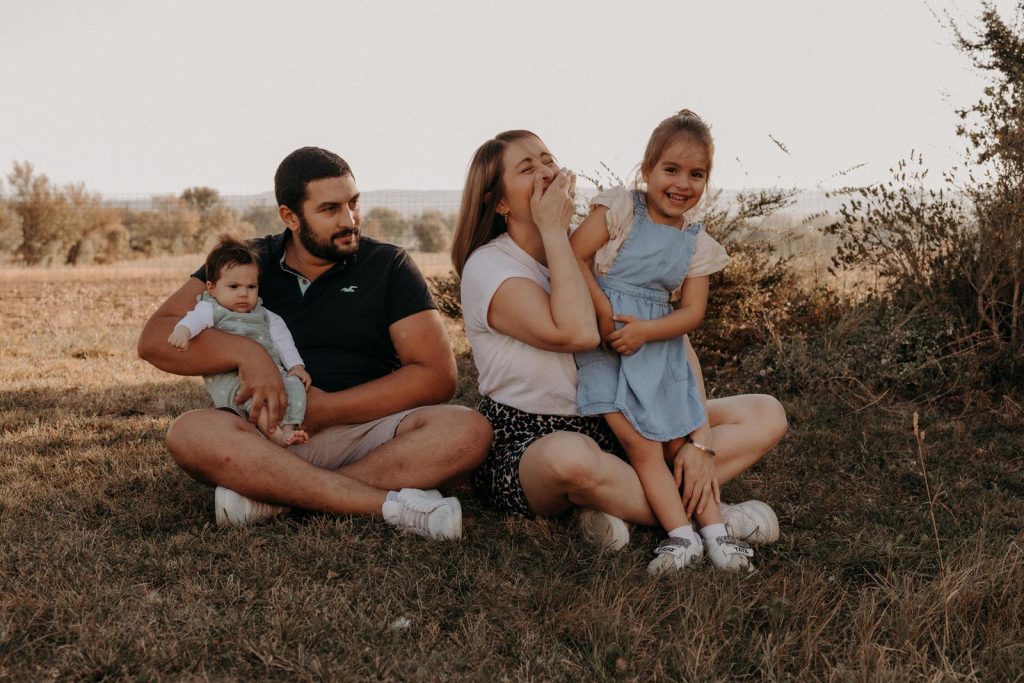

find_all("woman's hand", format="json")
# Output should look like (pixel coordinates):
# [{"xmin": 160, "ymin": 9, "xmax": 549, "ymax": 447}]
[
  {"xmin": 598, "ymin": 313, "xmax": 617, "ymax": 350},
  {"xmin": 530, "ymin": 167, "xmax": 576, "ymax": 236},
  {"xmin": 674, "ymin": 442, "xmax": 720, "ymax": 516},
  {"xmin": 607, "ymin": 314, "xmax": 650, "ymax": 355}
]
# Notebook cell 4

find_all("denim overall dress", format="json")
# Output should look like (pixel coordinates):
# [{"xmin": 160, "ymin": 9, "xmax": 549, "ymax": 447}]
[
  {"xmin": 200, "ymin": 292, "xmax": 307, "ymax": 426},
  {"xmin": 575, "ymin": 191, "xmax": 706, "ymax": 441}
]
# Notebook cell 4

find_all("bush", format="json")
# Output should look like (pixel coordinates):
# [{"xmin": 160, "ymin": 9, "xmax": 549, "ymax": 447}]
[
  {"xmin": 690, "ymin": 186, "xmax": 837, "ymax": 377},
  {"xmin": 823, "ymin": 4, "xmax": 1024, "ymax": 371},
  {"xmin": 411, "ymin": 211, "xmax": 452, "ymax": 253},
  {"xmin": 952, "ymin": 5, "xmax": 1024, "ymax": 354},
  {"xmin": 241, "ymin": 205, "xmax": 282, "ymax": 235},
  {"xmin": 734, "ymin": 297, "xmax": 979, "ymax": 402},
  {"xmin": 825, "ymin": 153, "xmax": 972, "ymax": 309},
  {"xmin": 364, "ymin": 207, "xmax": 408, "ymax": 244},
  {"xmin": 0, "ymin": 192, "xmax": 23, "ymax": 259},
  {"xmin": 124, "ymin": 197, "xmax": 203, "ymax": 256},
  {"xmin": 5, "ymin": 162, "xmax": 131, "ymax": 265},
  {"xmin": 427, "ymin": 272, "xmax": 462, "ymax": 320},
  {"xmin": 180, "ymin": 186, "xmax": 255, "ymax": 252},
  {"xmin": 7, "ymin": 162, "xmax": 77, "ymax": 265}
]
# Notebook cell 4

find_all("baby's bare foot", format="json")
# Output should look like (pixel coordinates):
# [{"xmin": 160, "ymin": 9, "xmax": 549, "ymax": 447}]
[
  {"xmin": 264, "ymin": 424, "xmax": 309, "ymax": 446},
  {"xmin": 281, "ymin": 426, "xmax": 309, "ymax": 445}
]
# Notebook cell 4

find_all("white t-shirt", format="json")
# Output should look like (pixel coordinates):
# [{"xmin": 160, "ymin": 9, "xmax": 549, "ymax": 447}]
[{"xmin": 461, "ymin": 234, "xmax": 580, "ymax": 415}]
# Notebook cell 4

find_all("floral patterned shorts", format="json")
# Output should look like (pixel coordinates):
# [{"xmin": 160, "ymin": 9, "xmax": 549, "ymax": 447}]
[{"xmin": 472, "ymin": 397, "xmax": 627, "ymax": 517}]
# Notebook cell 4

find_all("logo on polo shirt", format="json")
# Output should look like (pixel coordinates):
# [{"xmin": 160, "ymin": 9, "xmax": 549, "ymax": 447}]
[{"xmin": 340, "ymin": 285, "xmax": 358, "ymax": 293}]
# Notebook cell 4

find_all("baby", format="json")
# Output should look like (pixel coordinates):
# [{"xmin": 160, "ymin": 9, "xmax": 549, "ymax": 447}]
[{"xmin": 168, "ymin": 236, "xmax": 311, "ymax": 446}]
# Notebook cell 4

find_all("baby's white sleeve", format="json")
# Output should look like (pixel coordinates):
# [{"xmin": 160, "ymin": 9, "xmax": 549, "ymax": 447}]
[
  {"xmin": 176, "ymin": 301, "xmax": 215, "ymax": 338},
  {"xmin": 266, "ymin": 309, "xmax": 304, "ymax": 370}
]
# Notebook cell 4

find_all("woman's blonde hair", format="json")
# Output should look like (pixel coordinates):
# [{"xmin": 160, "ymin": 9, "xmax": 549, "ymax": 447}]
[
  {"xmin": 638, "ymin": 109, "xmax": 715, "ymax": 188},
  {"xmin": 451, "ymin": 130, "xmax": 540, "ymax": 277}
]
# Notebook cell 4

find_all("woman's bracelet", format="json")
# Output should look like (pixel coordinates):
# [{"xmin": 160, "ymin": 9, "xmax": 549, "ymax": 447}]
[{"xmin": 685, "ymin": 434, "xmax": 716, "ymax": 457}]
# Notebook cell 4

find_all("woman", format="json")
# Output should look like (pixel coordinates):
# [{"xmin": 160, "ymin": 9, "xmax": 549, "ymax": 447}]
[{"xmin": 451, "ymin": 130, "xmax": 787, "ymax": 552}]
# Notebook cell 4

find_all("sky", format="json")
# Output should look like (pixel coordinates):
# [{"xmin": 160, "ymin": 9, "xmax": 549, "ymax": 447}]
[{"xmin": 1, "ymin": 0, "xmax": 1018, "ymax": 197}]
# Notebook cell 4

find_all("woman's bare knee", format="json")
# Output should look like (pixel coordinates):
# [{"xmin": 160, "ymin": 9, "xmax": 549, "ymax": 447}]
[
  {"xmin": 756, "ymin": 394, "xmax": 788, "ymax": 451},
  {"xmin": 538, "ymin": 433, "xmax": 606, "ymax": 493},
  {"xmin": 520, "ymin": 432, "xmax": 606, "ymax": 516}
]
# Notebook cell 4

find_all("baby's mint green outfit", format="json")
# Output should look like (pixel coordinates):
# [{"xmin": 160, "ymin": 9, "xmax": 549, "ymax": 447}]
[{"xmin": 200, "ymin": 292, "xmax": 307, "ymax": 426}]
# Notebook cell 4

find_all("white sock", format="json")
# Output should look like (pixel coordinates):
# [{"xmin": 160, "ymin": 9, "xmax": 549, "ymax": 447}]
[
  {"xmin": 700, "ymin": 523, "xmax": 728, "ymax": 546},
  {"xmin": 667, "ymin": 525, "xmax": 701, "ymax": 546},
  {"xmin": 381, "ymin": 491, "xmax": 401, "ymax": 521}
]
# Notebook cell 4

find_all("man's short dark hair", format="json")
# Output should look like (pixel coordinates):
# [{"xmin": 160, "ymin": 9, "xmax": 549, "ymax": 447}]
[
  {"xmin": 205, "ymin": 235, "xmax": 260, "ymax": 283},
  {"xmin": 274, "ymin": 147, "xmax": 354, "ymax": 214}
]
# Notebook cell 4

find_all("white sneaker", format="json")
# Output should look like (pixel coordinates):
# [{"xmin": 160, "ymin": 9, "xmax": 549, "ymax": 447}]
[
  {"xmin": 214, "ymin": 486, "xmax": 288, "ymax": 527},
  {"xmin": 577, "ymin": 508, "xmax": 631, "ymax": 553},
  {"xmin": 721, "ymin": 500, "xmax": 779, "ymax": 546},
  {"xmin": 647, "ymin": 536, "xmax": 704, "ymax": 574},
  {"xmin": 382, "ymin": 488, "xmax": 462, "ymax": 540},
  {"xmin": 705, "ymin": 535, "xmax": 755, "ymax": 573}
]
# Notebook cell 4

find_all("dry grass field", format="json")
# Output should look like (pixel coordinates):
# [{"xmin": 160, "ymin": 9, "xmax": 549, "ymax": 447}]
[{"xmin": 1, "ymin": 258, "xmax": 1022, "ymax": 680}]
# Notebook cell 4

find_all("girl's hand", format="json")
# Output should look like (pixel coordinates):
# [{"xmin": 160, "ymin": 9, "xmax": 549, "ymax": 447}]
[
  {"xmin": 607, "ymin": 314, "xmax": 649, "ymax": 355},
  {"xmin": 167, "ymin": 325, "xmax": 191, "ymax": 350},
  {"xmin": 530, "ymin": 168, "xmax": 575, "ymax": 236},
  {"xmin": 674, "ymin": 443, "xmax": 720, "ymax": 517},
  {"xmin": 288, "ymin": 364, "xmax": 312, "ymax": 389}
]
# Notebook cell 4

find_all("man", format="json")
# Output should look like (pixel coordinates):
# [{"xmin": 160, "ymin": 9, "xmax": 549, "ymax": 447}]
[{"xmin": 138, "ymin": 147, "xmax": 491, "ymax": 538}]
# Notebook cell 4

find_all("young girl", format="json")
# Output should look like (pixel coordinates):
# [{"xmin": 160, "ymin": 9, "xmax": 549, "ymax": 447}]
[
  {"xmin": 571, "ymin": 110, "xmax": 753, "ymax": 573},
  {"xmin": 167, "ymin": 236, "xmax": 312, "ymax": 447}
]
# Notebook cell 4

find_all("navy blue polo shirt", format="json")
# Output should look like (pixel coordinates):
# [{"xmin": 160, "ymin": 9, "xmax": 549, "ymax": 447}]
[{"xmin": 193, "ymin": 231, "xmax": 437, "ymax": 392}]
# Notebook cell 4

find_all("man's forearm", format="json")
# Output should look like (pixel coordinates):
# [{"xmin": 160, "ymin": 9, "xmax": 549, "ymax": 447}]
[
  {"xmin": 304, "ymin": 362, "xmax": 456, "ymax": 431},
  {"xmin": 139, "ymin": 313, "xmax": 265, "ymax": 377}
]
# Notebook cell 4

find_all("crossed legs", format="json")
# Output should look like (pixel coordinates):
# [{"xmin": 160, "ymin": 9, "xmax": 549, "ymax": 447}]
[
  {"xmin": 518, "ymin": 393, "xmax": 787, "ymax": 524},
  {"xmin": 165, "ymin": 404, "xmax": 492, "ymax": 517}
]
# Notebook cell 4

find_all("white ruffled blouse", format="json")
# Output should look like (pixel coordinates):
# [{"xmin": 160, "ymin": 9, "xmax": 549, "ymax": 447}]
[{"xmin": 590, "ymin": 185, "xmax": 730, "ymax": 296}]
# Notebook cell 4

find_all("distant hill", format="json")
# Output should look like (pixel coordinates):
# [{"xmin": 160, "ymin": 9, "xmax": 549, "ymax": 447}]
[{"xmin": 97, "ymin": 189, "xmax": 463, "ymax": 215}]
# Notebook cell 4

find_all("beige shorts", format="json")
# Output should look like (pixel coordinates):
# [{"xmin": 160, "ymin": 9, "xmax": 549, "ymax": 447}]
[{"xmin": 286, "ymin": 408, "xmax": 417, "ymax": 471}]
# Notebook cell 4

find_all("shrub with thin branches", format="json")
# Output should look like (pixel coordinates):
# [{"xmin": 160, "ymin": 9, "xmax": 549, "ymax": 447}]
[{"xmin": 825, "ymin": 4, "xmax": 1023, "ymax": 381}]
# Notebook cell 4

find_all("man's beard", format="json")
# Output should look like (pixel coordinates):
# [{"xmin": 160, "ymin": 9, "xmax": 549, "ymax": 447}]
[{"xmin": 297, "ymin": 214, "xmax": 360, "ymax": 261}]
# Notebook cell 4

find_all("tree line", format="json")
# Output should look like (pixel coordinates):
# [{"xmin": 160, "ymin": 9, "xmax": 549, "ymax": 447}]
[
  {"xmin": 244, "ymin": 204, "xmax": 455, "ymax": 254},
  {"xmin": 0, "ymin": 166, "xmax": 457, "ymax": 266}
]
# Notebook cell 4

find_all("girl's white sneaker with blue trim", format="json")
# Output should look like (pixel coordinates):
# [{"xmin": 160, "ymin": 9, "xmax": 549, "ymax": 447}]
[
  {"xmin": 647, "ymin": 536, "xmax": 704, "ymax": 574},
  {"xmin": 705, "ymin": 535, "xmax": 755, "ymax": 573}
]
